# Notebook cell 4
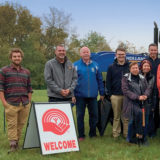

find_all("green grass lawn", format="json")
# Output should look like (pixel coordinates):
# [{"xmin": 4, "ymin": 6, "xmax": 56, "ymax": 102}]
[{"xmin": 1, "ymin": 90, "xmax": 160, "ymax": 160}]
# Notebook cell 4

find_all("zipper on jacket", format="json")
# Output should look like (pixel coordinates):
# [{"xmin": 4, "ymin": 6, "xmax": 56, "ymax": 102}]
[
  {"xmin": 60, "ymin": 63, "xmax": 65, "ymax": 89},
  {"xmin": 87, "ymin": 65, "xmax": 90, "ymax": 97},
  {"xmin": 64, "ymin": 63, "xmax": 66, "ymax": 89}
]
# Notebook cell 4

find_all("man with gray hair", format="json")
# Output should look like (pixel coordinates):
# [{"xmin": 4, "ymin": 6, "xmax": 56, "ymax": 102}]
[{"xmin": 74, "ymin": 46, "xmax": 104, "ymax": 141}]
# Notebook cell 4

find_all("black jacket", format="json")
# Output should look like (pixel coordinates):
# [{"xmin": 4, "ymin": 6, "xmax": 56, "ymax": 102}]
[
  {"xmin": 106, "ymin": 59, "xmax": 129, "ymax": 96},
  {"xmin": 145, "ymin": 56, "xmax": 160, "ymax": 96},
  {"xmin": 143, "ymin": 72, "xmax": 156, "ymax": 110},
  {"xmin": 122, "ymin": 73, "xmax": 151, "ymax": 119},
  {"xmin": 145, "ymin": 56, "xmax": 160, "ymax": 79}
]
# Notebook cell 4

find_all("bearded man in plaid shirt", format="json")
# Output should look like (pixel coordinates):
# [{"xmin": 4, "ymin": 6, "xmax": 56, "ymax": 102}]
[{"xmin": 0, "ymin": 48, "xmax": 33, "ymax": 153}]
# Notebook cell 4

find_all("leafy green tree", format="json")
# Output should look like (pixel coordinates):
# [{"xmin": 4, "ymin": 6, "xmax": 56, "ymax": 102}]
[
  {"xmin": 67, "ymin": 34, "xmax": 81, "ymax": 62},
  {"xmin": 21, "ymin": 36, "xmax": 46, "ymax": 89},
  {"xmin": 0, "ymin": 44, "xmax": 10, "ymax": 68},
  {"xmin": 0, "ymin": 2, "xmax": 116, "ymax": 89},
  {"xmin": 0, "ymin": 3, "xmax": 16, "ymax": 47},
  {"xmin": 0, "ymin": 3, "xmax": 42, "ymax": 47},
  {"xmin": 81, "ymin": 31, "xmax": 112, "ymax": 53},
  {"xmin": 0, "ymin": 2, "xmax": 45, "ymax": 89},
  {"xmin": 15, "ymin": 7, "xmax": 42, "ymax": 47}
]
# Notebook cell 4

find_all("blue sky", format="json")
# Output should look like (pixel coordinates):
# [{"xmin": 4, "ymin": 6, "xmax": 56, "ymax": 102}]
[{"xmin": 1, "ymin": 0, "xmax": 160, "ymax": 52}]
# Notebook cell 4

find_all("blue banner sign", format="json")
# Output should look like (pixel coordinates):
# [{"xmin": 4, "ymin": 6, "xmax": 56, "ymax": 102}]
[{"xmin": 91, "ymin": 51, "xmax": 147, "ymax": 72}]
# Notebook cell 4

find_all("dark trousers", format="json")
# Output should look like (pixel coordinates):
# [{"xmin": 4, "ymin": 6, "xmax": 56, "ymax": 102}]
[
  {"xmin": 144, "ymin": 109, "xmax": 149, "ymax": 138},
  {"xmin": 154, "ymin": 99, "xmax": 159, "ymax": 132},
  {"xmin": 127, "ymin": 109, "xmax": 143, "ymax": 143},
  {"xmin": 49, "ymin": 97, "xmax": 72, "ymax": 102},
  {"xmin": 152, "ymin": 92, "xmax": 159, "ymax": 134},
  {"xmin": 76, "ymin": 97, "xmax": 98, "ymax": 138},
  {"xmin": 127, "ymin": 109, "xmax": 149, "ymax": 143},
  {"xmin": 148, "ymin": 110, "xmax": 155, "ymax": 137}
]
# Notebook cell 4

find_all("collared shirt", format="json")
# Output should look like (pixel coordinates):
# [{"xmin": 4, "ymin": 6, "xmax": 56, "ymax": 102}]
[{"xmin": 0, "ymin": 64, "xmax": 33, "ymax": 106}]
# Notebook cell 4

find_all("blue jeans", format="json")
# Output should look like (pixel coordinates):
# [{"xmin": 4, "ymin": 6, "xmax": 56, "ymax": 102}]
[{"xmin": 76, "ymin": 97, "xmax": 98, "ymax": 138}]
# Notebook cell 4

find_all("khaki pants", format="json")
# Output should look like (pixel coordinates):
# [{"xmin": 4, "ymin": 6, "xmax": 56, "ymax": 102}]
[
  {"xmin": 5, "ymin": 102, "xmax": 31, "ymax": 141},
  {"xmin": 111, "ymin": 95, "xmax": 128, "ymax": 138}
]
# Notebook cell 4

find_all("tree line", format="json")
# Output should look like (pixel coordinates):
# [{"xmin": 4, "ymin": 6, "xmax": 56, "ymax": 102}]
[{"xmin": 0, "ymin": 2, "xmax": 143, "ymax": 89}]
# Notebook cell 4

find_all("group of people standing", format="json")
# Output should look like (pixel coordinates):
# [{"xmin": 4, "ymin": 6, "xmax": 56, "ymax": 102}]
[
  {"xmin": 44, "ymin": 45, "xmax": 105, "ymax": 141},
  {"xmin": 0, "ymin": 45, "xmax": 104, "ymax": 152},
  {"xmin": 106, "ymin": 43, "xmax": 160, "ymax": 145},
  {"xmin": 0, "ymin": 43, "xmax": 160, "ymax": 152}
]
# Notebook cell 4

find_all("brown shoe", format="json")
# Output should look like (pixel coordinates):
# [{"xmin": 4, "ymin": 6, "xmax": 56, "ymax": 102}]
[{"xmin": 8, "ymin": 141, "xmax": 17, "ymax": 154}]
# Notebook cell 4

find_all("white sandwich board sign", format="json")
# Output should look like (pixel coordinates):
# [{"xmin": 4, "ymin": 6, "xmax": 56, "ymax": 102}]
[{"xmin": 23, "ymin": 102, "xmax": 79, "ymax": 155}]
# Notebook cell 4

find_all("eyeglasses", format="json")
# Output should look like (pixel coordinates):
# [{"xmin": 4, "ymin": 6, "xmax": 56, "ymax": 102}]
[
  {"xmin": 57, "ymin": 50, "xmax": 65, "ymax": 52},
  {"xmin": 117, "ymin": 54, "xmax": 125, "ymax": 56}
]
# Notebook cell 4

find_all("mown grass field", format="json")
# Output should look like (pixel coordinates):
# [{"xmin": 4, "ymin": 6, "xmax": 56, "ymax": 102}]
[{"xmin": 1, "ymin": 90, "xmax": 160, "ymax": 160}]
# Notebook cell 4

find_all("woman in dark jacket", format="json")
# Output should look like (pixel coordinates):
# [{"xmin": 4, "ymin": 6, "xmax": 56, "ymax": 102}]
[
  {"xmin": 122, "ymin": 62, "xmax": 151, "ymax": 144},
  {"xmin": 140, "ymin": 60, "xmax": 156, "ymax": 137}
]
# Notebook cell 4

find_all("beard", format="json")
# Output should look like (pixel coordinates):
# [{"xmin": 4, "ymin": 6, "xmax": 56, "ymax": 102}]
[{"xmin": 12, "ymin": 61, "xmax": 21, "ymax": 67}]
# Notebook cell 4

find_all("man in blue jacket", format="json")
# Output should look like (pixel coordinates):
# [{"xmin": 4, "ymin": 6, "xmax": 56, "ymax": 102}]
[
  {"xmin": 74, "ymin": 46, "xmax": 104, "ymax": 141},
  {"xmin": 106, "ymin": 47, "xmax": 129, "ymax": 139}
]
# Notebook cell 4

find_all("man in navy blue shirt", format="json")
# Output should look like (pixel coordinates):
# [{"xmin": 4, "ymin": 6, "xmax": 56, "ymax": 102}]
[{"xmin": 106, "ymin": 47, "xmax": 129, "ymax": 139}]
